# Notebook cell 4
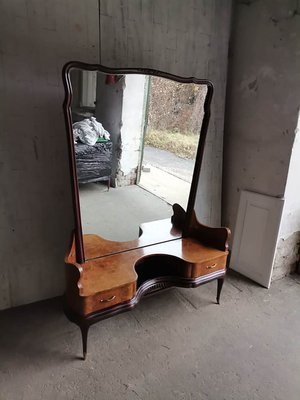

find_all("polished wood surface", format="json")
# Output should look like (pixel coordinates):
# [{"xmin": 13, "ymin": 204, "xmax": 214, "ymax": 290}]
[
  {"xmin": 188, "ymin": 211, "xmax": 230, "ymax": 252},
  {"xmin": 172, "ymin": 204, "xmax": 230, "ymax": 252},
  {"xmin": 66, "ymin": 235, "xmax": 228, "ymax": 298},
  {"xmin": 66, "ymin": 235, "xmax": 228, "ymax": 296},
  {"xmin": 65, "ymin": 215, "xmax": 229, "ymax": 319},
  {"xmin": 79, "ymin": 283, "xmax": 136, "ymax": 315}
]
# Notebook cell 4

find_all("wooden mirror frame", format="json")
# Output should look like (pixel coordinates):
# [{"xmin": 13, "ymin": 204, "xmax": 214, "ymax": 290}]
[{"xmin": 62, "ymin": 62, "xmax": 213, "ymax": 264}]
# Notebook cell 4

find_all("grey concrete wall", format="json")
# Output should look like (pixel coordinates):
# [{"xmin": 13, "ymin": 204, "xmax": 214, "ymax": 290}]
[
  {"xmin": 223, "ymin": 0, "xmax": 300, "ymax": 274},
  {"xmin": 0, "ymin": 0, "xmax": 99, "ymax": 309},
  {"xmin": 273, "ymin": 115, "xmax": 300, "ymax": 280},
  {"xmin": 99, "ymin": 0, "xmax": 232, "ymax": 225},
  {"xmin": 0, "ymin": 0, "xmax": 232, "ymax": 309},
  {"xmin": 95, "ymin": 74, "xmax": 124, "ymax": 185}
]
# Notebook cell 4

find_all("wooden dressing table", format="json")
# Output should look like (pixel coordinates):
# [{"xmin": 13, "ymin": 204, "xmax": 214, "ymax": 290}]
[{"xmin": 63, "ymin": 63, "xmax": 230, "ymax": 359}]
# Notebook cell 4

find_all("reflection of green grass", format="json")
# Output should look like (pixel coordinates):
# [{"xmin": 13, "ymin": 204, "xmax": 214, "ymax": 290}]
[{"xmin": 144, "ymin": 129, "xmax": 198, "ymax": 159}]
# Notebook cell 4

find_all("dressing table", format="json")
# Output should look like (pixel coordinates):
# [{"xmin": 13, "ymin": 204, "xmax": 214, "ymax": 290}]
[{"xmin": 62, "ymin": 62, "xmax": 230, "ymax": 359}]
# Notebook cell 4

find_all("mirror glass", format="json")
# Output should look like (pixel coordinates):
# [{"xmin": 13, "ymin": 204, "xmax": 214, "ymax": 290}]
[{"xmin": 69, "ymin": 68, "xmax": 207, "ymax": 259}]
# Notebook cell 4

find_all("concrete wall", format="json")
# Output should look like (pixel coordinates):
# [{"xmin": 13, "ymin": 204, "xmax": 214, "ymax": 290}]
[
  {"xmin": 223, "ymin": 0, "xmax": 300, "ymax": 278},
  {"xmin": 99, "ymin": 0, "xmax": 232, "ymax": 225},
  {"xmin": 0, "ymin": 0, "xmax": 99, "ymax": 309},
  {"xmin": 0, "ymin": 0, "xmax": 232, "ymax": 309},
  {"xmin": 273, "ymin": 113, "xmax": 300, "ymax": 280}
]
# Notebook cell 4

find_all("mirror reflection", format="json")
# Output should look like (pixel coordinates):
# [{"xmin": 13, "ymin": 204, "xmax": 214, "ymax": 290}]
[{"xmin": 70, "ymin": 69, "xmax": 206, "ymax": 243}]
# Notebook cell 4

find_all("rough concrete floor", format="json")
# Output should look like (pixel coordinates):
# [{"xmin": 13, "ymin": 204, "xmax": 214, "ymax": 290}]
[{"xmin": 1, "ymin": 272, "xmax": 300, "ymax": 400}]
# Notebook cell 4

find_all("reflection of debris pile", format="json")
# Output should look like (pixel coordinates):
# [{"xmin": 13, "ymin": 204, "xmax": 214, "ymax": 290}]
[{"xmin": 73, "ymin": 117, "xmax": 110, "ymax": 145}]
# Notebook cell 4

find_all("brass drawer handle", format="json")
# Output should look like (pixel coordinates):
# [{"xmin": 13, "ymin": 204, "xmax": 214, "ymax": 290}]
[
  {"xmin": 100, "ymin": 295, "xmax": 116, "ymax": 303},
  {"xmin": 206, "ymin": 263, "xmax": 217, "ymax": 269}
]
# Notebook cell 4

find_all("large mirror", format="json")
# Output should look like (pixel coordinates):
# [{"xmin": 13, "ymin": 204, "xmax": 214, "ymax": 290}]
[{"xmin": 63, "ymin": 63, "xmax": 213, "ymax": 263}]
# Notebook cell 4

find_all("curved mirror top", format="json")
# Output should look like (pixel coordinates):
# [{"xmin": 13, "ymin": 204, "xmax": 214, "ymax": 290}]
[{"xmin": 63, "ymin": 63, "xmax": 213, "ymax": 262}]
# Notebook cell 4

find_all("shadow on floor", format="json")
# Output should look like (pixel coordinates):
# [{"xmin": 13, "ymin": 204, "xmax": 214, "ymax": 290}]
[{"xmin": 1, "ymin": 274, "xmax": 300, "ymax": 400}]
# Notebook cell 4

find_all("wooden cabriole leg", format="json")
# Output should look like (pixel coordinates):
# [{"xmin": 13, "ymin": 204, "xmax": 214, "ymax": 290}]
[
  {"xmin": 80, "ymin": 325, "xmax": 89, "ymax": 360},
  {"xmin": 216, "ymin": 277, "xmax": 224, "ymax": 304}
]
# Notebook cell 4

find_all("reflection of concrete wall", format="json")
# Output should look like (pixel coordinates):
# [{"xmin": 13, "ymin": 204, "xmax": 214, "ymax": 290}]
[
  {"xmin": 95, "ymin": 74, "xmax": 124, "ymax": 186},
  {"xmin": 95, "ymin": 73, "xmax": 146, "ymax": 186},
  {"xmin": 118, "ymin": 75, "xmax": 147, "ymax": 185}
]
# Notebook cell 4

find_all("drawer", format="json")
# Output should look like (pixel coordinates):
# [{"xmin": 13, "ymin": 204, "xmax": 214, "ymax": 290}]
[
  {"xmin": 191, "ymin": 254, "xmax": 227, "ymax": 278},
  {"xmin": 81, "ymin": 283, "xmax": 136, "ymax": 316}
]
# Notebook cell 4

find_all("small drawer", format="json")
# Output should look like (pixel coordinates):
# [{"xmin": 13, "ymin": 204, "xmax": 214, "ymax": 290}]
[
  {"xmin": 191, "ymin": 255, "xmax": 227, "ymax": 278},
  {"xmin": 82, "ymin": 283, "xmax": 136, "ymax": 315},
  {"xmin": 96, "ymin": 289, "xmax": 120, "ymax": 307}
]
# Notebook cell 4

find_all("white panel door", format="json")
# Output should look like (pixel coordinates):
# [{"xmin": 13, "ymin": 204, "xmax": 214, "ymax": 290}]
[{"xmin": 230, "ymin": 191, "xmax": 284, "ymax": 288}]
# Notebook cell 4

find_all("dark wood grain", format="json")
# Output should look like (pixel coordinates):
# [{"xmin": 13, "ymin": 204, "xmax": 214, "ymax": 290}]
[
  {"xmin": 62, "ymin": 64, "xmax": 85, "ymax": 263},
  {"xmin": 65, "ymin": 227, "xmax": 228, "ymax": 316},
  {"xmin": 187, "ymin": 211, "xmax": 231, "ymax": 251}
]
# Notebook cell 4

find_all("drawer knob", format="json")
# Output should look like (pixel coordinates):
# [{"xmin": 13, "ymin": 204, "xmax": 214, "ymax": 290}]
[
  {"xmin": 100, "ymin": 295, "xmax": 116, "ymax": 303},
  {"xmin": 206, "ymin": 263, "xmax": 217, "ymax": 269}
]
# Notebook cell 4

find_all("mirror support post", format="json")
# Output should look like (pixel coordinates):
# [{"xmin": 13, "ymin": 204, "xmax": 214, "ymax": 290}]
[{"xmin": 183, "ymin": 83, "xmax": 213, "ymax": 237}]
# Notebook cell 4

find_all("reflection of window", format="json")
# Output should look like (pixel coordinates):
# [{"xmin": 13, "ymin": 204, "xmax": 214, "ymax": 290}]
[{"xmin": 81, "ymin": 71, "xmax": 97, "ymax": 108}]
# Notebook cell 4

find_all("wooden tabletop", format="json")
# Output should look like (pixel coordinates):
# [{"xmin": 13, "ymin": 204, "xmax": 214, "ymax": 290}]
[{"xmin": 76, "ymin": 237, "xmax": 227, "ymax": 296}]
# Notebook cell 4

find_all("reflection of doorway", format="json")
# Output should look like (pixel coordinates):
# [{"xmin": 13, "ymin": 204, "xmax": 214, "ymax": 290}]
[
  {"xmin": 69, "ymin": 69, "xmax": 206, "ymax": 242},
  {"xmin": 137, "ymin": 77, "xmax": 206, "ymax": 210}
]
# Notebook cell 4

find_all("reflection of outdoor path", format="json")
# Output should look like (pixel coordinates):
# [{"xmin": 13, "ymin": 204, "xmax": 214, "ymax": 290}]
[
  {"xmin": 143, "ymin": 146, "xmax": 194, "ymax": 183},
  {"xmin": 139, "ymin": 146, "xmax": 193, "ymax": 209},
  {"xmin": 139, "ymin": 166, "xmax": 190, "ymax": 209}
]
